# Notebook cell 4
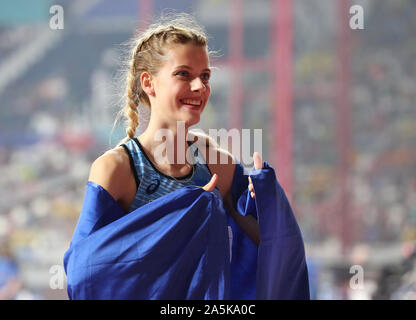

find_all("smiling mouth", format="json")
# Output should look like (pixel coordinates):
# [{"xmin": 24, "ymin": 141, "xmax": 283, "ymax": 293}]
[{"xmin": 180, "ymin": 99, "xmax": 202, "ymax": 107}]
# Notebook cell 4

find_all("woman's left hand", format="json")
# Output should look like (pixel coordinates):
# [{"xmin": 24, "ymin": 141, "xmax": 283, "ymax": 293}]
[{"xmin": 248, "ymin": 152, "xmax": 263, "ymax": 199}]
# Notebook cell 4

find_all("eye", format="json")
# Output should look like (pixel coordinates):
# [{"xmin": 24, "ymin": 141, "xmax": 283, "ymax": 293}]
[
  {"xmin": 176, "ymin": 70, "xmax": 190, "ymax": 78},
  {"xmin": 201, "ymin": 73, "xmax": 211, "ymax": 82}
]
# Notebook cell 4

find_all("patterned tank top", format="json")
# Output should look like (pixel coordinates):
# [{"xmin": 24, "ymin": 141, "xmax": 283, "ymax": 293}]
[{"xmin": 121, "ymin": 137, "xmax": 220, "ymax": 213}]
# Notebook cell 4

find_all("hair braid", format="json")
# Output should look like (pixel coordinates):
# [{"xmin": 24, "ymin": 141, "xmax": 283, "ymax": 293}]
[{"xmin": 121, "ymin": 43, "xmax": 142, "ymax": 141}]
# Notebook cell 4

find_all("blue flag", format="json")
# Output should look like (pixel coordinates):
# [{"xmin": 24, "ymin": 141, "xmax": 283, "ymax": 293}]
[{"xmin": 63, "ymin": 162, "xmax": 309, "ymax": 300}]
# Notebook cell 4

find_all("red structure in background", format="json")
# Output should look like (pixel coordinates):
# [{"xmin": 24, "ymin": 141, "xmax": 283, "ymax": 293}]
[
  {"xmin": 138, "ymin": 0, "xmax": 153, "ymax": 29},
  {"xmin": 228, "ymin": 0, "xmax": 244, "ymax": 131},
  {"xmin": 225, "ymin": 0, "xmax": 294, "ymax": 202},
  {"xmin": 336, "ymin": 0, "xmax": 353, "ymax": 253},
  {"xmin": 138, "ymin": 0, "xmax": 353, "ymax": 251},
  {"xmin": 270, "ymin": 0, "xmax": 294, "ymax": 202}
]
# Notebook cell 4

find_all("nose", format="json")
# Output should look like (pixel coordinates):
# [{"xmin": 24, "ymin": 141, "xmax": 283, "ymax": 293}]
[{"xmin": 190, "ymin": 77, "xmax": 206, "ymax": 92}]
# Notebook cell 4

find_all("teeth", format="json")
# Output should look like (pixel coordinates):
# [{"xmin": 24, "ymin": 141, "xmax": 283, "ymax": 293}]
[{"xmin": 182, "ymin": 99, "xmax": 201, "ymax": 106}]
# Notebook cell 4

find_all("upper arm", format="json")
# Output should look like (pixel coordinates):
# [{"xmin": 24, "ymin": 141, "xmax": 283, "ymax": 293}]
[
  {"xmin": 188, "ymin": 132, "xmax": 236, "ymax": 199},
  {"xmin": 205, "ymin": 145, "xmax": 260, "ymax": 245},
  {"xmin": 189, "ymin": 132, "xmax": 260, "ymax": 245},
  {"xmin": 88, "ymin": 147, "xmax": 136, "ymax": 205}
]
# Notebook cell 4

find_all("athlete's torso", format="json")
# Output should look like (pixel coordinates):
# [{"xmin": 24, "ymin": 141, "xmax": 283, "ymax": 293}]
[{"xmin": 121, "ymin": 137, "xmax": 220, "ymax": 212}]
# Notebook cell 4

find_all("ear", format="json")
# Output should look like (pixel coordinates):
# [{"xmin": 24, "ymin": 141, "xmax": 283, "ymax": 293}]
[{"xmin": 140, "ymin": 71, "xmax": 155, "ymax": 96}]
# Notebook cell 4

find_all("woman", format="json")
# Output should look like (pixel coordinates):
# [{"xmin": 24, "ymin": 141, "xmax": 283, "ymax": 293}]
[
  {"xmin": 64, "ymin": 13, "xmax": 309, "ymax": 300},
  {"xmin": 89, "ymin": 19, "xmax": 261, "ymax": 245}
]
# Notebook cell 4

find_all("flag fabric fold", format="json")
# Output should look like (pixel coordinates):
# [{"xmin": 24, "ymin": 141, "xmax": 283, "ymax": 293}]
[
  {"xmin": 228, "ymin": 161, "xmax": 309, "ymax": 300},
  {"xmin": 64, "ymin": 182, "xmax": 230, "ymax": 299},
  {"xmin": 64, "ymin": 162, "xmax": 309, "ymax": 300}
]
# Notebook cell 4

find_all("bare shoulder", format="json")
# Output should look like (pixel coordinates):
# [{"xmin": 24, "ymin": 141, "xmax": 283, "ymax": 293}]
[
  {"xmin": 188, "ymin": 132, "xmax": 236, "ymax": 195},
  {"xmin": 88, "ymin": 146, "xmax": 135, "ymax": 204}
]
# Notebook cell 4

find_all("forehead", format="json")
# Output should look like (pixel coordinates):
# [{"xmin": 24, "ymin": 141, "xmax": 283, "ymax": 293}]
[{"xmin": 162, "ymin": 44, "xmax": 210, "ymax": 70}]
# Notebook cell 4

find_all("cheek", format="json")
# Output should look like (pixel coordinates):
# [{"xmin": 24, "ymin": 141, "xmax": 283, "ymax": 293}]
[
  {"xmin": 205, "ymin": 85, "xmax": 211, "ymax": 99},
  {"xmin": 159, "ymin": 84, "xmax": 181, "ymax": 103},
  {"xmin": 172, "ymin": 82, "xmax": 188, "ymax": 97}
]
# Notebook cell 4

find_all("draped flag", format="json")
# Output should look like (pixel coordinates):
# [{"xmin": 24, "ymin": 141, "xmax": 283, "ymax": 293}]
[
  {"xmin": 230, "ymin": 162, "xmax": 310, "ymax": 299},
  {"xmin": 63, "ymin": 162, "xmax": 309, "ymax": 300}
]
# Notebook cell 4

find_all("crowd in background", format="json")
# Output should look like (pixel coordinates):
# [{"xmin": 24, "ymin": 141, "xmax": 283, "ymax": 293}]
[{"xmin": 0, "ymin": 0, "xmax": 415, "ymax": 299}]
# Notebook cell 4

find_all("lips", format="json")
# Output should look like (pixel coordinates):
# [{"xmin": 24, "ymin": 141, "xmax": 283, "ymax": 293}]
[
  {"xmin": 179, "ymin": 98, "xmax": 203, "ymax": 111},
  {"xmin": 180, "ymin": 98, "xmax": 202, "ymax": 107}
]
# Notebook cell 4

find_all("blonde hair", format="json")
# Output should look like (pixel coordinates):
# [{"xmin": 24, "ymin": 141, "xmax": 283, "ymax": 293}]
[{"xmin": 113, "ymin": 12, "xmax": 214, "ymax": 145}]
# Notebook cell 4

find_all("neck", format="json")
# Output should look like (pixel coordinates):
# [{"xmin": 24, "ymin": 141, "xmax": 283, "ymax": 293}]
[{"xmin": 138, "ymin": 118, "xmax": 191, "ymax": 168}]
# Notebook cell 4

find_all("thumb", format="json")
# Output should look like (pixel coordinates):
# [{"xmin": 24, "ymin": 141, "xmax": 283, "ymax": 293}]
[
  {"xmin": 253, "ymin": 152, "xmax": 263, "ymax": 170},
  {"xmin": 202, "ymin": 174, "xmax": 218, "ymax": 192}
]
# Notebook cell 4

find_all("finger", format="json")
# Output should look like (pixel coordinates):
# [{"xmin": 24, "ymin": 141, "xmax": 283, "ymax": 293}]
[
  {"xmin": 248, "ymin": 183, "xmax": 254, "ymax": 192},
  {"xmin": 250, "ymin": 191, "xmax": 255, "ymax": 199},
  {"xmin": 253, "ymin": 152, "xmax": 263, "ymax": 170},
  {"xmin": 202, "ymin": 174, "xmax": 218, "ymax": 192}
]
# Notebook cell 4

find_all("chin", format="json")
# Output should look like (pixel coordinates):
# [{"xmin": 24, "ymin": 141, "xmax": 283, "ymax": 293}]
[
  {"xmin": 182, "ymin": 109, "xmax": 204, "ymax": 126},
  {"xmin": 184, "ymin": 116, "xmax": 201, "ymax": 127}
]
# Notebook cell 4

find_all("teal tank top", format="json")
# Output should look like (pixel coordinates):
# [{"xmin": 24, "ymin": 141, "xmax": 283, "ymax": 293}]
[{"xmin": 121, "ymin": 137, "xmax": 220, "ymax": 213}]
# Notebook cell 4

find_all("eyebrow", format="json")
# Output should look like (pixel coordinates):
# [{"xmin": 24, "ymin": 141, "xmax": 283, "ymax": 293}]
[{"xmin": 174, "ymin": 65, "xmax": 211, "ymax": 73}]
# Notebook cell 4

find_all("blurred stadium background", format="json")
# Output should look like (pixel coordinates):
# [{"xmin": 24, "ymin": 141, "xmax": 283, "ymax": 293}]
[{"xmin": 0, "ymin": 0, "xmax": 415, "ymax": 300}]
